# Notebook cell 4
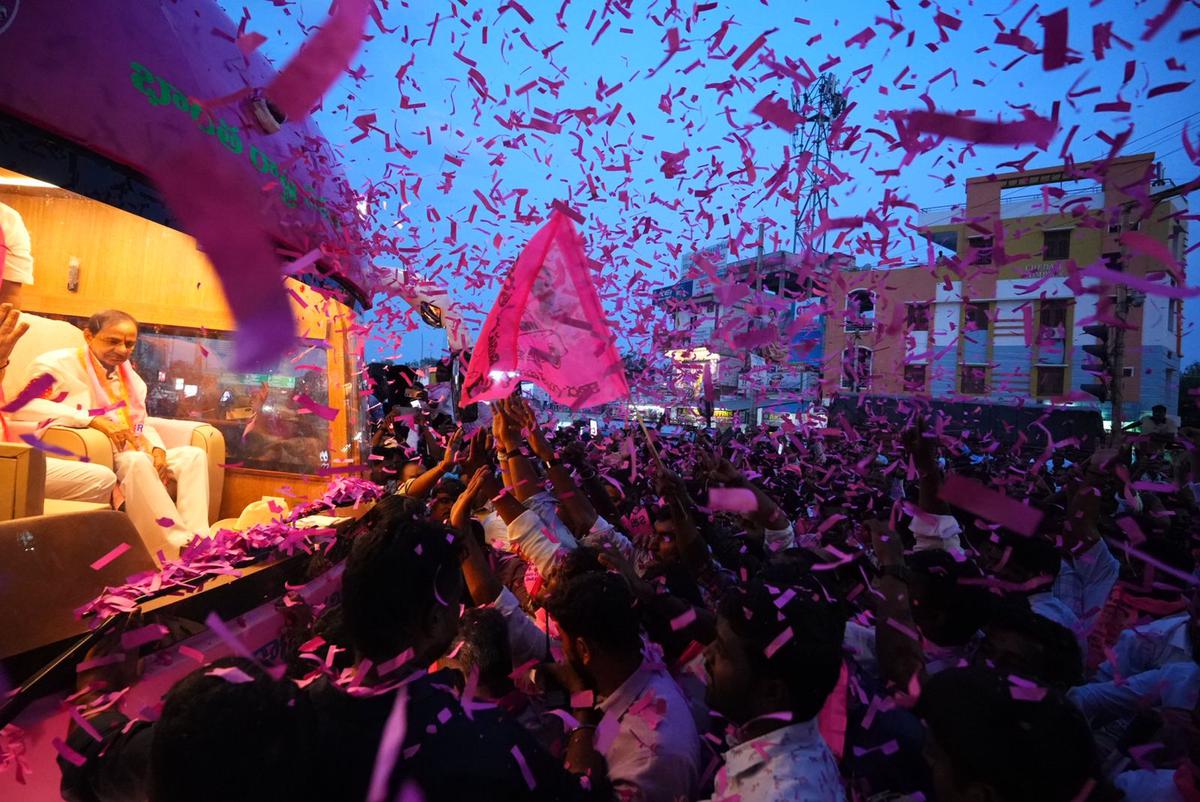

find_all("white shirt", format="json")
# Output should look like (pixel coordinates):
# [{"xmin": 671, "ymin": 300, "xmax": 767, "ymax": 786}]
[
  {"xmin": 1069, "ymin": 661, "xmax": 1200, "ymax": 725},
  {"xmin": 487, "ymin": 586, "xmax": 554, "ymax": 668},
  {"xmin": 843, "ymin": 620, "xmax": 971, "ymax": 679},
  {"xmin": 1050, "ymin": 539, "xmax": 1119, "ymax": 637},
  {"xmin": 595, "ymin": 659, "xmax": 700, "ymax": 802},
  {"xmin": 1114, "ymin": 769, "xmax": 1185, "ymax": 802},
  {"xmin": 523, "ymin": 490, "xmax": 579, "ymax": 551},
  {"xmin": 0, "ymin": 201, "xmax": 33, "ymax": 285},
  {"xmin": 13, "ymin": 346, "xmax": 165, "ymax": 451},
  {"xmin": 505, "ymin": 507, "xmax": 570, "ymax": 578},
  {"xmin": 1096, "ymin": 612, "xmax": 1193, "ymax": 681},
  {"xmin": 704, "ymin": 718, "xmax": 845, "ymax": 802}
]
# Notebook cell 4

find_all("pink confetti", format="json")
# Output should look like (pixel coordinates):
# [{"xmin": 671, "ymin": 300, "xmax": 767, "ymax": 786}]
[
  {"xmin": 179, "ymin": 645, "xmax": 207, "ymax": 664},
  {"xmin": 120, "ymin": 623, "xmax": 169, "ymax": 651},
  {"xmin": 893, "ymin": 109, "xmax": 1058, "ymax": 149},
  {"xmin": 764, "ymin": 626, "xmax": 793, "ymax": 658},
  {"xmin": 236, "ymin": 32, "xmax": 267, "ymax": 56},
  {"xmin": 707, "ymin": 487, "xmax": 758, "ymax": 514},
  {"xmin": 377, "ymin": 647, "xmax": 415, "ymax": 677},
  {"xmin": 1078, "ymin": 262, "xmax": 1200, "ymax": 299},
  {"xmin": 1038, "ymin": 9, "xmax": 1070, "ymax": 71},
  {"xmin": 51, "ymin": 736, "xmax": 87, "ymax": 767},
  {"xmin": 203, "ymin": 611, "xmax": 257, "ymax": 662},
  {"xmin": 1, "ymin": 373, "xmax": 54, "ymax": 413},
  {"xmin": 89, "ymin": 542, "xmax": 132, "ymax": 571},
  {"xmin": 731, "ymin": 29, "xmax": 774, "ymax": 71},
  {"xmin": 367, "ymin": 687, "xmax": 409, "ymax": 802},
  {"xmin": 206, "ymin": 665, "xmax": 255, "ymax": 684},
  {"xmin": 75, "ymin": 653, "xmax": 124, "ymax": 673},
  {"xmin": 294, "ymin": 393, "xmax": 341, "ymax": 421},
  {"xmin": 510, "ymin": 745, "xmax": 537, "ymax": 790},
  {"xmin": 18, "ymin": 433, "xmax": 76, "ymax": 457},
  {"xmin": 752, "ymin": 96, "xmax": 803, "ymax": 130},
  {"xmin": 68, "ymin": 706, "xmax": 104, "ymax": 743},
  {"xmin": 939, "ymin": 474, "xmax": 1044, "ymax": 537},
  {"xmin": 670, "ymin": 608, "xmax": 698, "ymax": 631}
]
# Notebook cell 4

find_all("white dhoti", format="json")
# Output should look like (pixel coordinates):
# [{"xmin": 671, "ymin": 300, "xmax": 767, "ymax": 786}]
[
  {"xmin": 113, "ymin": 446, "xmax": 210, "ymax": 556},
  {"xmin": 43, "ymin": 458, "xmax": 117, "ymax": 503}
]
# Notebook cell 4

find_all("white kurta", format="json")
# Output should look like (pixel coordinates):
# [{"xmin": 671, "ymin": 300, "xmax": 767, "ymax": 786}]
[{"xmin": 13, "ymin": 347, "xmax": 209, "ymax": 554}]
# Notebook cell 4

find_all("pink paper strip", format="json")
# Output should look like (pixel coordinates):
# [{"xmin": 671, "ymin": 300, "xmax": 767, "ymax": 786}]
[
  {"xmin": 939, "ymin": 474, "xmax": 1044, "ymax": 536},
  {"xmin": 89, "ymin": 542, "xmax": 132, "ymax": 571}
]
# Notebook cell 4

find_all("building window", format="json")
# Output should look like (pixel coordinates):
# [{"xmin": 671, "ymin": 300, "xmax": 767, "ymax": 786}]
[
  {"xmin": 963, "ymin": 302, "xmax": 990, "ymax": 334},
  {"xmin": 845, "ymin": 289, "xmax": 875, "ymax": 332},
  {"xmin": 1169, "ymin": 298, "xmax": 1179, "ymax": 332},
  {"xmin": 968, "ymin": 236, "xmax": 993, "ymax": 265},
  {"xmin": 961, "ymin": 302, "xmax": 991, "ymax": 367},
  {"xmin": 1042, "ymin": 229, "xmax": 1072, "ymax": 259},
  {"xmin": 1034, "ymin": 366, "xmax": 1066, "ymax": 397},
  {"xmin": 960, "ymin": 364, "xmax": 987, "ymax": 395},
  {"xmin": 1039, "ymin": 299, "xmax": 1068, "ymax": 330},
  {"xmin": 904, "ymin": 363, "xmax": 927, "ymax": 393},
  {"xmin": 841, "ymin": 346, "xmax": 872, "ymax": 391},
  {"xmin": 905, "ymin": 302, "xmax": 931, "ymax": 332},
  {"xmin": 1035, "ymin": 299, "xmax": 1070, "ymax": 366}
]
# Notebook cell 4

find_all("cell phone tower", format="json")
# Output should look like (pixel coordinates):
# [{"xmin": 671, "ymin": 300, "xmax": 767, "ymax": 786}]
[{"xmin": 791, "ymin": 72, "xmax": 847, "ymax": 254}]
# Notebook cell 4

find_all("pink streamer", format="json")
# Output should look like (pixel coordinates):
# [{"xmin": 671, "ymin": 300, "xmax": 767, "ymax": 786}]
[
  {"xmin": 154, "ymin": 141, "xmax": 295, "ymax": 369},
  {"xmin": 367, "ymin": 687, "xmax": 409, "ymax": 802},
  {"xmin": 895, "ymin": 109, "xmax": 1058, "ymax": 149},
  {"xmin": 294, "ymin": 393, "xmax": 341, "ymax": 421},
  {"xmin": 0, "ymin": 373, "xmax": 53, "ymax": 413},
  {"xmin": 265, "ymin": 0, "xmax": 372, "ymax": 122}
]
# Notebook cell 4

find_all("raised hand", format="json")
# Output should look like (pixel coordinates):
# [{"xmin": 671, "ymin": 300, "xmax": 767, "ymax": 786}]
[
  {"xmin": 491, "ymin": 397, "xmax": 518, "ymax": 450},
  {"xmin": 438, "ymin": 427, "xmax": 464, "ymax": 471},
  {"xmin": 0, "ymin": 303, "xmax": 29, "ymax": 372},
  {"xmin": 508, "ymin": 394, "xmax": 538, "ymax": 431},
  {"xmin": 451, "ymin": 465, "xmax": 489, "ymax": 532}
]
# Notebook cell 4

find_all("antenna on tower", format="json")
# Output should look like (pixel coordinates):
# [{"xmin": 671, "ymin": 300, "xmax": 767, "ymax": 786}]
[{"xmin": 791, "ymin": 73, "xmax": 846, "ymax": 254}]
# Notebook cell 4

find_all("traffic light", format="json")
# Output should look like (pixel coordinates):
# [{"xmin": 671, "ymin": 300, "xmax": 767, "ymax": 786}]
[{"xmin": 1080, "ymin": 323, "xmax": 1111, "ymax": 403}]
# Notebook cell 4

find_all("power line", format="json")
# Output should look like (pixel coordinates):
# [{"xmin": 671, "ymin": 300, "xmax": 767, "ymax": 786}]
[{"xmin": 1123, "ymin": 111, "xmax": 1200, "ymax": 148}]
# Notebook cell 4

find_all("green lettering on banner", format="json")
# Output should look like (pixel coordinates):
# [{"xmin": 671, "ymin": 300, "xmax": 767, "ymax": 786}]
[{"xmin": 129, "ymin": 61, "xmax": 330, "ymax": 219}]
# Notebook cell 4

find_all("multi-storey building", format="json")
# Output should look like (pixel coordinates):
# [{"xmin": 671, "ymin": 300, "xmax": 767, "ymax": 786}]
[
  {"xmin": 652, "ymin": 248, "xmax": 834, "ymax": 424},
  {"xmin": 821, "ymin": 153, "xmax": 1187, "ymax": 422}
]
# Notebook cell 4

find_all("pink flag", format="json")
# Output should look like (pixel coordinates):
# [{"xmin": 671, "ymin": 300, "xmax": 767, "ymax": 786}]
[{"xmin": 461, "ymin": 212, "xmax": 630, "ymax": 410}]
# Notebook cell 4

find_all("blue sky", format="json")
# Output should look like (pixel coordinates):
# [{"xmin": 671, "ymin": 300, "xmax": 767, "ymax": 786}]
[{"xmin": 222, "ymin": 0, "xmax": 1200, "ymax": 366}]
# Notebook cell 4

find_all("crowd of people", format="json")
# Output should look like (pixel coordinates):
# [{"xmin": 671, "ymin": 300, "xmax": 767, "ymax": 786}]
[{"xmin": 54, "ymin": 392, "xmax": 1199, "ymax": 802}]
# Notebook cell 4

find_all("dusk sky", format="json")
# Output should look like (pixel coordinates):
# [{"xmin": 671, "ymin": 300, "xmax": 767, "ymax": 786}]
[{"xmin": 221, "ymin": 0, "xmax": 1200, "ymax": 366}]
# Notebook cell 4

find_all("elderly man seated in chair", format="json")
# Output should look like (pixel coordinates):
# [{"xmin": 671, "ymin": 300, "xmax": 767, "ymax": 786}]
[
  {"xmin": 13, "ymin": 309, "xmax": 210, "ymax": 554},
  {"xmin": 1, "ymin": 303, "xmax": 117, "ymax": 506}
]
